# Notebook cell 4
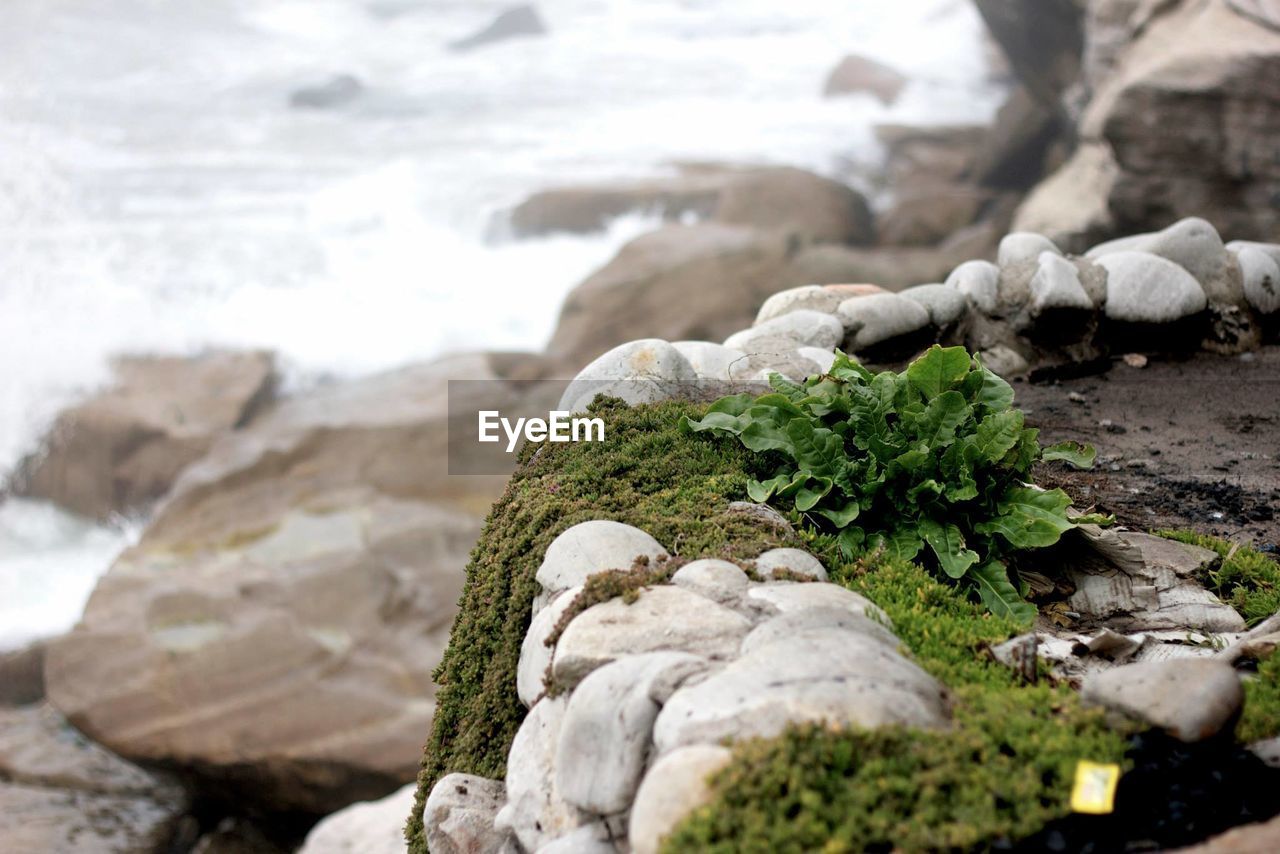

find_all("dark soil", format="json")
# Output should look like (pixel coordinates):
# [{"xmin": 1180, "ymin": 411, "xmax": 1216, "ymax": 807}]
[{"xmin": 1016, "ymin": 345, "xmax": 1280, "ymax": 550}]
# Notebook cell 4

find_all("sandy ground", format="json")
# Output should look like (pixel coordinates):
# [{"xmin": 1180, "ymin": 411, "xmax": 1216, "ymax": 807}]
[{"xmin": 1018, "ymin": 345, "xmax": 1280, "ymax": 550}]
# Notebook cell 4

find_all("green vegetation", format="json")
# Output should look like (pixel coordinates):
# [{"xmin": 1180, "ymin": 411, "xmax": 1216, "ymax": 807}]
[
  {"xmin": 1155, "ymin": 530, "xmax": 1280, "ymax": 743},
  {"xmin": 682, "ymin": 347, "xmax": 1100, "ymax": 620},
  {"xmin": 664, "ymin": 550, "xmax": 1133, "ymax": 853},
  {"xmin": 406, "ymin": 399, "xmax": 797, "ymax": 852}
]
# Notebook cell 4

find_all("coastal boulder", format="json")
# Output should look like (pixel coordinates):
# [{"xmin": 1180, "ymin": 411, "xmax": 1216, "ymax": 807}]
[{"xmin": 822, "ymin": 54, "xmax": 907, "ymax": 104}]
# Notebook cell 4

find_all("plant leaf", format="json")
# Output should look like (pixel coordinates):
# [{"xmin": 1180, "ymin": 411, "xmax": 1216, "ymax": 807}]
[
  {"xmin": 976, "ymin": 486, "xmax": 1076, "ymax": 549},
  {"xmin": 906, "ymin": 345, "xmax": 972, "ymax": 399},
  {"xmin": 1042, "ymin": 441, "xmax": 1097, "ymax": 469},
  {"xmin": 971, "ymin": 560, "xmax": 1036, "ymax": 622},
  {"xmin": 919, "ymin": 517, "xmax": 980, "ymax": 579}
]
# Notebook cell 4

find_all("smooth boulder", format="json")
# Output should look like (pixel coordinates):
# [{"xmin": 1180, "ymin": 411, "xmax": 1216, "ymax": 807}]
[
  {"xmin": 420, "ymin": 774, "xmax": 510, "ymax": 854},
  {"xmin": 822, "ymin": 54, "xmax": 907, "ymax": 104},
  {"xmin": 534, "ymin": 520, "xmax": 668, "ymax": 607},
  {"xmin": 558, "ymin": 339, "xmax": 698, "ymax": 413},
  {"xmin": 1096, "ymin": 251, "xmax": 1207, "ymax": 323},
  {"xmin": 298, "ymin": 783, "xmax": 420, "ymax": 854},
  {"xmin": 629, "ymin": 745, "xmax": 733, "ymax": 854},
  {"xmin": 1082, "ymin": 658, "xmax": 1244, "ymax": 742},
  {"xmin": 837, "ymin": 293, "xmax": 931, "ymax": 350}
]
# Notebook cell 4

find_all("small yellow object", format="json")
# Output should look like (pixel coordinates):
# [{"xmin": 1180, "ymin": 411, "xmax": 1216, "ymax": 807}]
[{"xmin": 1070, "ymin": 761, "xmax": 1121, "ymax": 815}]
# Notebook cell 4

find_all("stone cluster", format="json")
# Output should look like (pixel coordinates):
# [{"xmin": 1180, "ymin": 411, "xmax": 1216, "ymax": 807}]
[{"xmin": 422, "ymin": 519, "xmax": 950, "ymax": 854}]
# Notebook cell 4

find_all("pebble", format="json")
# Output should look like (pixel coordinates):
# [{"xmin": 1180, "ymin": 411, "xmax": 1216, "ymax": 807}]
[
  {"xmin": 899, "ymin": 283, "xmax": 969, "ymax": 326},
  {"xmin": 1028, "ymin": 251, "xmax": 1094, "ymax": 314},
  {"xmin": 534, "ymin": 521, "xmax": 668, "ymax": 616},
  {"xmin": 998, "ymin": 232, "xmax": 1063, "ymax": 267},
  {"xmin": 671, "ymin": 559, "xmax": 751, "ymax": 603},
  {"xmin": 628, "ymin": 745, "xmax": 733, "ymax": 854},
  {"xmin": 1082, "ymin": 658, "xmax": 1244, "ymax": 742},
  {"xmin": 518, "ymin": 584, "xmax": 582, "ymax": 707},
  {"xmin": 753, "ymin": 285, "xmax": 844, "ymax": 324},
  {"xmin": 558, "ymin": 339, "xmax": 697, "ymax": 413},
  {"xmin": 1095, "ymin": 251, "xmax": 1208, "ymax": 323},
  {"xmin": 671, "ymin": 341, "xmax": 748, "ymax": 381},
  {"xmin": 724, "ymin": 310, "xmax": 844, "ymax": 352},
  {"xmin": 423, "ymin": 774, "xmax": 511, "ymax": 854},
  {"xmin": 837, "ymin": 293, "xmax": 931, "ymax": 350},
  {"xmin": 1235, "ymin": 245, "xmax": 1280, "ymax": 315},
  {"xmin": 752, "ymin": 548, "xmax": 828, "ymax": 582},
  {"xmin": 946, "ymin": 260, "xmax": 1000, "ymax": 313}
]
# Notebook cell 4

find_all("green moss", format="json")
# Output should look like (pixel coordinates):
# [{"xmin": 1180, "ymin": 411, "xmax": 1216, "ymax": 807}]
[
  {"xmin": 405, "ymin": 399, "xmax": 797, "ymax": 852},
  {"xmin": 1154, "ymin": 530, "xmax": 1280, "ymax": 743},
  {"xmin": 665, "ymin": 551, "xmax": 1133, "ymax": 853}
]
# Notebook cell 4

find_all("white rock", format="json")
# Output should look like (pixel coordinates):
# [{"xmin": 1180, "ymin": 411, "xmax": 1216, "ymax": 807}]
[
  {"xmin": 653, "ymin": 629, "xmax": 948, "ymax": 752},
  {"xmin": 752, "ymin": 548, "xmax": 828, "ymax": 582},
  {"xmin": 298, "ymin": 783, "xmax": 418, "ymax": 854},
  {"xmin": 754, "ymin": 285, "xmax": 844, "ymax": 324},
  {"xmin": 746, "ymin": 581, "xmax": 890, "ymax": 626},
  {"xmin": 1088, "ymin": 217, "xmax": 1225, "ymax": 289},
  {"xmin": 629, "ymin": 745, "xmax": 733, "ymax": 854},
  {"xmin": 1028, "ymin": 251, "xmax": 1094, "ymax": 314},
  {"xmin": 535, "ymin": 821, "xmax": 621, "ymax": 853},
  {"xmin": 1235, "ymin": 245, "xmax": 1280, "ymax": 314},
  {"xmin": 558, "ymin": 340, "xmax": 697, "ymax": 413},
  {"xmin": 495, "ymin": 697, "xmax": 584, "ymax": 852},
  {"xmin": 534, "ymin": 521, "xmax": 667, "ymax": 614},
  {"xmin": 671, "ymin": 341, "xmax": 748, "ymax": 381},
  {"xmin": 998, "ymin": 232, "xmax": 1062, "ymax": 267},
  {"xmin": 946, "ymin": 260, "xmax": 1000, "ymax": 314},
  {"xmin": 519, "ymin": 584, "xmax": 583, "ymax": 707},
  {"xmin": 422, "ymin": 774, "xmax": 511, "ymax": 854},
  {"xmin": 1082, "ymin": 658, "xmax": 1243, "ymax": 742},
  {"xmin": 899, "ymin": 283, "xmax": 968, "ymax": 326},
  {"xmin": 796, "ymin": 347, "xmax": 837, "ymax": 373},
  {"xmin": 670, "ymin": 559, "xmax": 750, "ymax": 603},
  {"xmin": 836, "ymin": 293, "xmax": 931, "ymax": 350},
  {"xmin": 556, "ymin": 652, "xmax": 708, "ymax": 815},
  {"xmin": 741, "ymin": 605, "xmax": 900, "ymax": 653},
  {"xmin": 742, "ymin": 353, "xmax": 823, "ymax": 383},
  {"xmin": 1227, "ymin": 240, "xmax": 1280, "ymax": 269},
  {"xmin": 978, "ymin": 345, "xmax": 1030, "ymax": 377},
  {"xmin": 1095, "ymin": 251, "xmax": 1207, "ymax": 322},
  {"xmin": 725, "ymin": 310, "xmax": 844, "ymax": 351},
  {"xmin": 552, "ymin": 585, "xmax": 750, "ymax": 689}
]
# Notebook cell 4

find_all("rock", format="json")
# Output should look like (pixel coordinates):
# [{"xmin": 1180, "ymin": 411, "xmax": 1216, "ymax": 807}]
[
  {"xmin": 900, "ymin": 283, "xmax": 969, "ymax": 326},
  {"xmin": 1028, "ymin": 251, "xmax": 1094, "ymax": 315},
  {"xmin": 653, "ymin": 627, "xmax": 948, "ymax": 752},
  {"xmin": 1230, "ymin": 0, "xmax": 1280, "ymax": 31},
  {"xmin": 1234, "ymin": 245, "xmax": 1280, "ymax": 314},
  {"xmin": 495, "ymin": 697, "xmax": 584, "ymax": 852},
  {"xmin": 0, "ymin": 704, "xmax": 190, "ymax": 853},
  {"xmin": 741, "ymin": 606, "xmax": 900, "ymax": 653},
  {"xmin": 753, "ymin": 285, "xmax": 844, "ymax": 325},
  {"xmin": 738, "ymin": 352, "xmax": 824, "ymax": 384},
  {"xmin": 1082, "ymin": 658, "xmax": 1243, "ymax": 742},
  {"xmin": 973, "ymin": 0, "xmax": 1084, "ymax": 107},
  {"xmin": 946, "ymin": 259, "xmax": 1001, "ymax": 314},
  {"xmin": 670, "ymin": 559, "xmax": 750, "ymax": 604},
  {"xmin": 796, "ymin": 347, "xmax": 837, "ymax": 373},
  {"xmin": 190, "ymin": 818, "xmax": 277, "ymax": 854},
  {"xmin": 723, "ymin": 501, "xmax": 793, "ymax": 535},
  {"xmin": 551, "ymin": 586, "xmax": 750, "ymax": 689},
  {"xmin": 1095, "ymin": 251, "xmax": 1207, "ymax": 323},
  {"xmin": 875, "ymin": 124, "xmax": 987, "ymax": 190},
  {"xmin": 505, "ymin": 178, "xmax": 721, "ymax": 237},
  {"xmin": 745, "ymin": 582, "xmax": 890, "ymax": 627},
  {"xmin": 546, "ymin": 224, "xmax": 793, "ymax": 367},
  {"xmin": 1254, "ymin": 736, "xmax": 1280, "ymax": 768},
  {"xmin": 44, "ymin": 494, "xmax": 480, "ymax": 814},
  {"xmin": 628, "ymin": 745, "xmax": 733, "ymax": 854},
  {"xmin": 1011, "ymin": 143, "xmax": 1119, "ymax": 254},
  {"xmin": 1067, "ymin": 528, "xmax": 1246, "ymax": 634},
  {"xmin": 970, "ymin": 86, "xmax": 1066, "ymax": 190},
  {"xmin": 420, "ymin": 774, "xmax": 510, "ymax": 854},
  {"xmin": 557, "ymin": 653, "xmax": 707, "ymax": 815},
  {"xmin": 519, "ymin": 585, "xmax": 582, "ymax": 707},
  {"xmin": 782, "ymin": 241, "xmax": 988, "ymax": 292},
  {"xmin": 724, "ymin": 310, "xmax": 844, "ymax": 352},
  {"xmin": 449, "ymin": 4, "xmax": 547, "ymax": 51},
  {"xmin": 298, "ymin": 783, "xmax": 420, "ymax": 854},
  {"xmin": 536, "ymin": 821, "xmax": 621, "ymax": 854},
  {"xmin": 998, "ymin": 232, "xmax": 1062, "ymax": 267},
  {"xmin": 752, "ymin": 548, "xmax": 828, "ymax": 582},
  {"xmin": 1168, "ymin": 812, "xmax": 1280, "ymax": 853},
  {"xmin": 558, "ymin": 339, "xmax": 698, "ymax": 413},
  {"xmin": 712, "ymin": 166, "xmax": 874, "ymax": 245},
  {"xmin": 534, "ymin": 520, "xmax": 668, "ymax": 607},
  {"xmin": 289, "ymin": 74, "xmax": 362, "ymax": 109},
  {"xmin": 1088, "ymin": 217, "xmax": 1243, "ymax": 305},
  {"xmin": 14, "ymin": 350, "xmax": 275, "ymax": 521},
  {"xmin": 821, "ymin": 54, "xmax": 908, "ymax": 104},
  {"xmin": 0, "ymin": 641, "xmax": 45, "ymax": 706},
  {"xmin": 978, "ymin": 345, "xmax": 1030, "ymax": 377},
  {"xmin": 671, "ymin": 341, "xmax": 747, "ymax": 382},
  {"xmin": 876, "ymin": 186, "xmax": 994, "ymax": 247},
  {"xmin": 836, "ymin": 293, "xmax": 931, "ymax": 350}
]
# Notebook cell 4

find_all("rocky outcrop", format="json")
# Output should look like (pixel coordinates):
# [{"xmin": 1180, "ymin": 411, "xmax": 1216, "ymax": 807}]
[
  {"xmin": 506, "ymin": 165, "xmax": 873, "ymax": 244},
  {"xmin": 13, "ymin": 350, "xmax": 275, "ymax": 521},
  {"xmin": 42, "ymin": 352, "xmax": 541, "ymax": 814},
  {"xmin": 973, "ymin": 0, "xmax": 1084, "ymax": 109},
  {"xmin": 422, "ymin": 521, "xmax": 949, "ymax": 853},
  {"xmin": 448, "ymin": 5, "xmax": 547, "ymax": 52},
  {"xmin": 0, "ymin": 704, "xmax": 191, "ymax": 853},
  {"xmin": 1012, "ymin": 0, "xmax": 1280, "ymax": 247}
]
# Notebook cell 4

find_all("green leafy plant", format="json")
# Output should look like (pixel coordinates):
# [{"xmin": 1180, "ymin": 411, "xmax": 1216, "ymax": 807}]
[{"xmin": 681, "ymin": 345, "xmax": 1102, "ymax": 620}]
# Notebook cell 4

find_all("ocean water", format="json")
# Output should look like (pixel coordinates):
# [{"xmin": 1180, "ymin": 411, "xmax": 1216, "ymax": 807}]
[{"xmin": 0, "ymin": 0, "xmax": 1002, "ymax": 647}]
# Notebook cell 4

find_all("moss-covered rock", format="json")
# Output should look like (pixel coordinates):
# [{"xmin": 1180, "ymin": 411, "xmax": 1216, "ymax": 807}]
[{"xmin": 406, "ymin": 399, "xmax": 798, "ymax": 851}]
